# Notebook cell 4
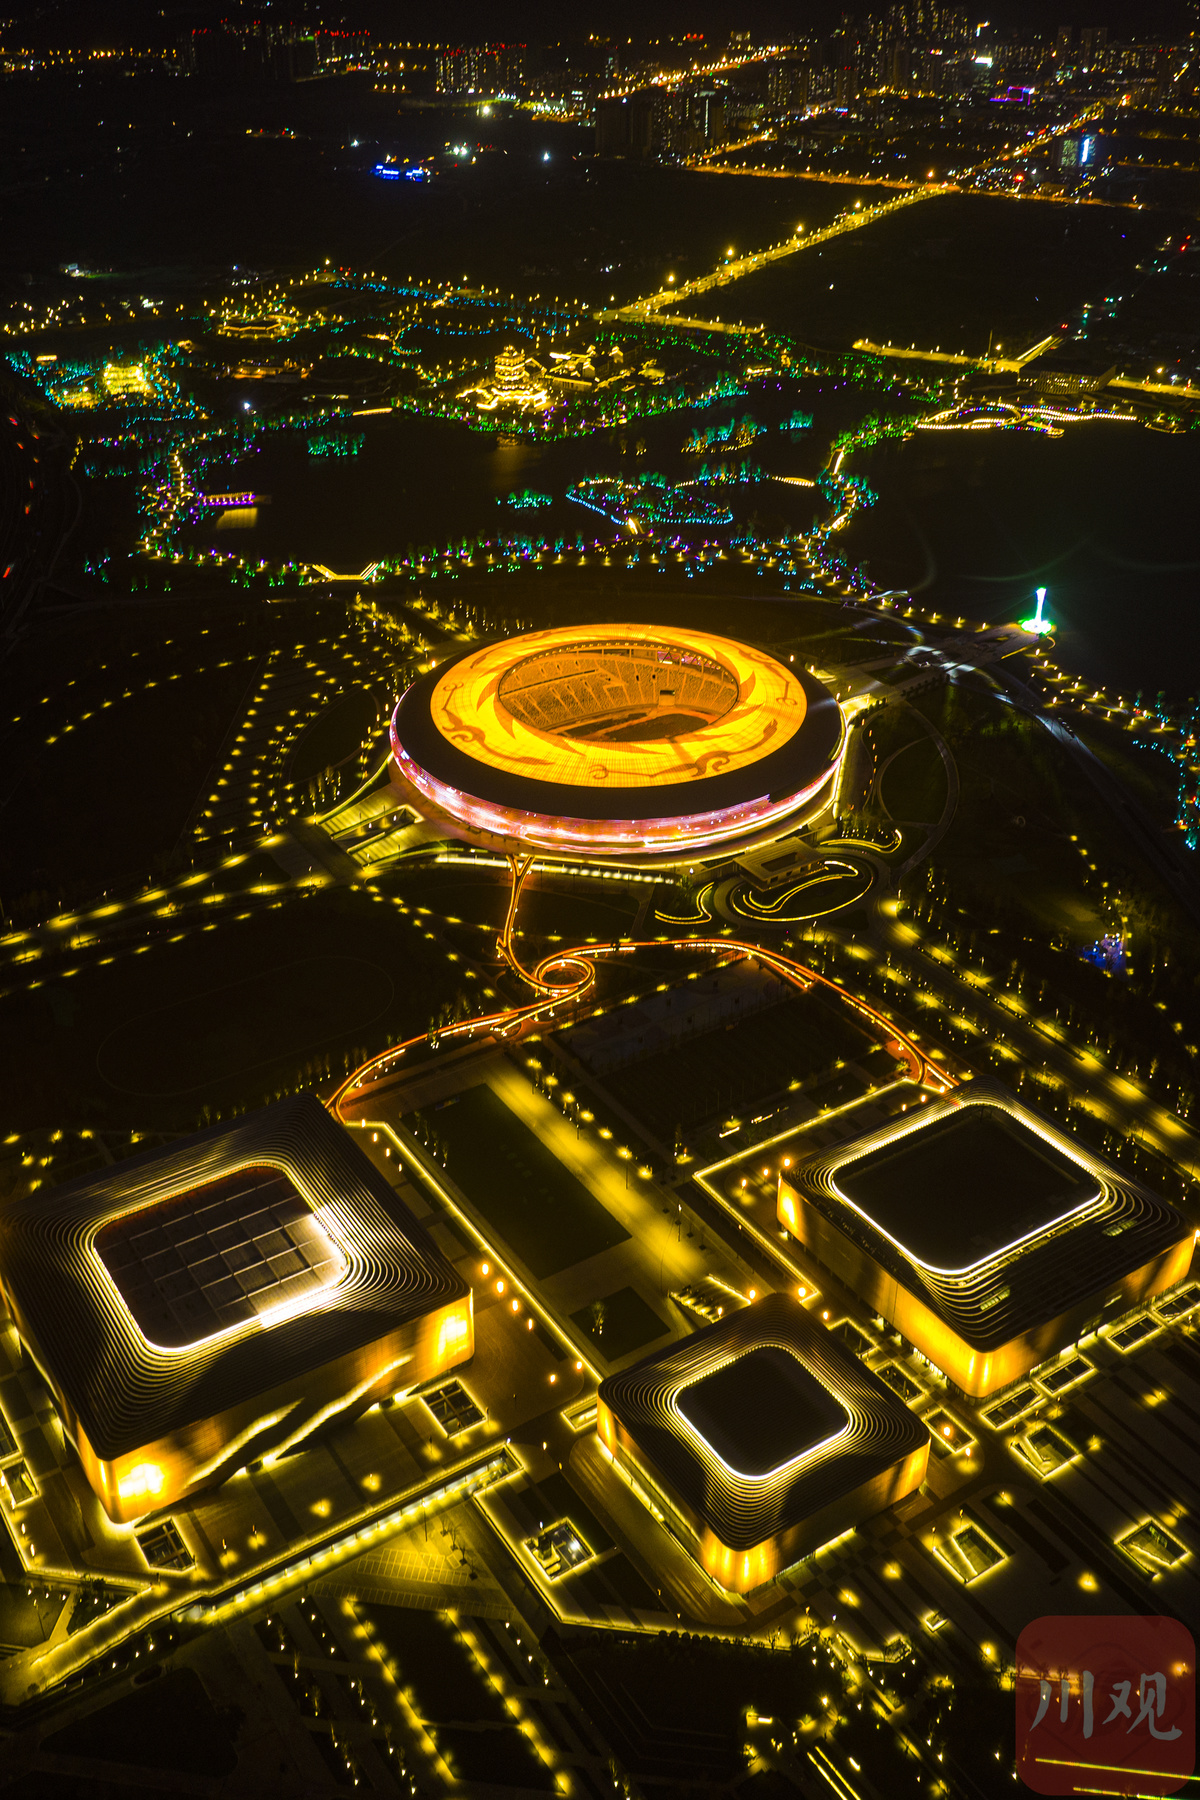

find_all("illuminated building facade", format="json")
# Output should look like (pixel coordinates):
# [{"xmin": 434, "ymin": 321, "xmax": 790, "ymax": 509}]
[
  {"xmin": 597, "ymin": 1294, "xmax": 928, "ymax": 1592},
  {"xmin": 101, "ymin": 363, "xmax": 153, "ymax": 400},
  {"xmin": 435, "ymin": 43, "xmax": 525, "ymax": 96},
  {"xmin": 0, "ymin": 1096, "xmax": 472, "ymax": 1522},
  {"xmin": 461, "ymin": 346, "xmax": 551, "ymax": 413},
  {"xmin": 778, "ymin": 1088, "xmax": 1193, "ymax": 1397},
  {"xmin": 215, "ymin": 309, "xmax": 299, "ymax": 340},
  {"xmin": 389, "ymin": 623, "xmax": 844, "ymax": 861}
]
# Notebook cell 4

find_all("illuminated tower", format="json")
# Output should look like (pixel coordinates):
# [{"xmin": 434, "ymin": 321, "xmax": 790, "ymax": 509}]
[
  {"xmin": 494, "ymin": 345, "xmax": 528, "ymax": 394},
  {"xmin": 1021, "ymin": 586, "xmax": 1054, "ymax": 636}
]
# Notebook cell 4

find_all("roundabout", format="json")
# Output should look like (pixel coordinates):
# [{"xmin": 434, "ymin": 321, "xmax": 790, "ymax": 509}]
[{"xmin": 388, "ymin": 622, "xmax": 844, "ymax": 862}]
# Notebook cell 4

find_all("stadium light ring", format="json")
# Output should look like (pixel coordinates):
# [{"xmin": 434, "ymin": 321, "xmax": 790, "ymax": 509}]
[{"xmin": 389, "ymin": 623, "xmax": 844, "ymax": 859}]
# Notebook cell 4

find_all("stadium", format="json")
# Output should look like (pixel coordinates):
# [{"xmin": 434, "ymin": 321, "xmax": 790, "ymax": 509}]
[
  {"xmin": 596, "ymin": 1293, "xmax": 928, "ymax": 1592},
  {"xmin": 0, "ymin": 1096, "xmax": 473, "ymax": 1522},
  {"xmin": 778, "ymin": 1088, "xmax": 1193, "ymax": 1397},
  {"xmin": 388, "ymin": 623, "xmax": 845, "ymax": 860}
]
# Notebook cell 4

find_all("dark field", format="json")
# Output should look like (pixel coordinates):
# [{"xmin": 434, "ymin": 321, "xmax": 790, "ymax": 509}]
[
  {"xmin": 0, "ymin": 656, "xmax": 257, "ymax": 898},
  {"xmin": 360, "ymin": 1602, "xmax": 554, "ymax": 1787},
  {"xmin": 912, "ymin": 682, "xmax": 1127, "ymax": 927},
  {"xmin": 0, "ymin": 69, "xmax": 860, "ymax": 303},
  {"xmin": 571, "ymin": 1285, "xmax": 671, "ymax": 1364},
  {"xmin": 42, "ymin": 1667, "xmax": 238, "ymax": 1776},
  {"xmin": 96, "ymin": 950, "xmax": 394, "ymax": 1096},
  {"xmin": 0, "ymin": 888, "xmax": 449, "ymax": 1130},
  {"xmin": 680, "ymin": 193, "xmax": 1173, "ymax": 360},
  {"xmin": 842, "ymin": 418, "xmax": 1200, "ymax": 701},
  {"xmin": 598, "ymin": 990, "xmax": 873, "ymax": 1139},
  {"xmin": 881, "ymin": 734, "xmax": 948, "ymax": 824},
  {"xmin": 286, "ymin": 687, "xmax": 379, "ymax": 784},
  {"xmin": 362, "ymin": 1602, "xmax": 508, "ymax": 1721},
  {"xmin": 412, "ymin": 1084, "xmax": 629, "ymax": 1279},
  {"xmin": 0, "ymin": 598, "xmax": 363, "ymax": 905}
]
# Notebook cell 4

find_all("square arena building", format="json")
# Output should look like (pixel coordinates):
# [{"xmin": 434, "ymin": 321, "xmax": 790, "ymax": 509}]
[
  {"xmin": 778, "ymin": 1088, "xmax": 1193, "ymax": 1397},
  {"xmin": 0, "ymin": 1096, "xmax": 472, "ymax": 1522},
  {"xmin": 597, "ymin": 1293, "xmax": 928, "ymax": 1592}
]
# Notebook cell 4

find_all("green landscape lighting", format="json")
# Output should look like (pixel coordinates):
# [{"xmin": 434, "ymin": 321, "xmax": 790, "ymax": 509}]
[{"xmin": 1021, "ymin": 587, "xmax": 1054, "ymax": 635}]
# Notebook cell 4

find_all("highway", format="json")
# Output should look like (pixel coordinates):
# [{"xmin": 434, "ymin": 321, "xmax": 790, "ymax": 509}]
[
  {"xmin": 853, "ymin": 336, "xmax": 1200, "ymax": 396},
  {"xmin": 852, "ymin": 333, "xmax": 1058, "ymax": 372}
]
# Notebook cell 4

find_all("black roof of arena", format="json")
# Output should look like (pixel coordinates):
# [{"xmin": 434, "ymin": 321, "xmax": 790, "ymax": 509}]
[
  {"xmin": 599, "ymin": 1293, "xmax": 926, "ymax": 1552},
  {"xmin": 789, "ymin": 1090, "xmax": 1188, "ymax": 1351},
  {"xmin": 0, "ymin": 1095, "xmax": 468, "ymax": 1459}
]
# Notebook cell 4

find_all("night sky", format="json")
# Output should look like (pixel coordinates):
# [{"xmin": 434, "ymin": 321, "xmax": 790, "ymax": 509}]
[{"xmin": 9, "ymin": 0, "xmax": 1195, "ymax": 46}]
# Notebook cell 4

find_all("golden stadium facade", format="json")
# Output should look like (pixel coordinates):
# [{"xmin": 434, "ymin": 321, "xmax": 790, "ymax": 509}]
[
  {"xmin": 778, "ymin": 1088, "xmax": 1193, "ymax": 1398},
  {"xmin": 0, "ymin": 1097, "xmax": 472, "ymax": 1522},
  {"xmin": 597, "ymin": 1294, "xmax": 928, "ymax": 1592},
  {"xmin": 389, "ymin": 623, "xmax": 844, "ymax": 860}
]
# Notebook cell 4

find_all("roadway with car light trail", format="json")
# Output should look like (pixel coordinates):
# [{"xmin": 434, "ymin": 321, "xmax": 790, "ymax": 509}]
[{"xmin": 598, "ymin": 100, "xmax": 1110, "ymax": 332}]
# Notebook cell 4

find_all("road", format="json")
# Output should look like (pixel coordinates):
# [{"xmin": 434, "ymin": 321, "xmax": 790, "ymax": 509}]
[
  {"xmin": 604, "ymin": 184, "xmax": 948, "ymax": 323},
  {"xmin": 602, "ymin": 99, "xmax": 1108, "ymax": 329}
]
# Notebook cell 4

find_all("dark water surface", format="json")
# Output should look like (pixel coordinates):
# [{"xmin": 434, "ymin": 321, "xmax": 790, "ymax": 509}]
[
  {"xmin": 185, "ymin": 376, "xmax": 865, "ymax": 567},
  {"xmin": 842, "ymin": 419, "xmax": 1200, "ymax": 700},
  {"xmin": 188, "ymin": 386, "xmax": 1200, "ymax": 706}
]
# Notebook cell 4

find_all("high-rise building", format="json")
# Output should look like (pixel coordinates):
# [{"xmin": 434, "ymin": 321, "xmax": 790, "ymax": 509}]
[
  {"xmin": 690, "ymin": 87, "xmax": 727, "ymax": 145},
  {"xmin": 436, "ymin": 43, "xmax": 525, "ymax": 96},
  {"xmin": 184, "ymin": 22, "xmax": 319, "ymax": 81},
  {"xmin": 595, "ymin": 90, "xmax": 656, "ymax": 158},
  {"xmin": 652, "ymin": 87, "xmax": 694, "ymax": 158},
  {"xmin": 886, "ymin": 40, "xmax": 913, "ymax": 87},
  {"xmin": 767, "ymin": 54, "xmax": 810, "ymax": 113}
]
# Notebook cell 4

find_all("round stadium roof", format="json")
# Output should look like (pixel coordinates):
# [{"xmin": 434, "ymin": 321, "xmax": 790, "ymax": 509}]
[{"xmin": 389, "ymin": 622, "xmax": 844, "ymax": 858}]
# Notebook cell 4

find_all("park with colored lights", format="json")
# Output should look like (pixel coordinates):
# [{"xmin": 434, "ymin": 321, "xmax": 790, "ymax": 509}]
[{"xmin": 2, "ymin": 13, "xmax": 1200, "ymax": 1795}]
